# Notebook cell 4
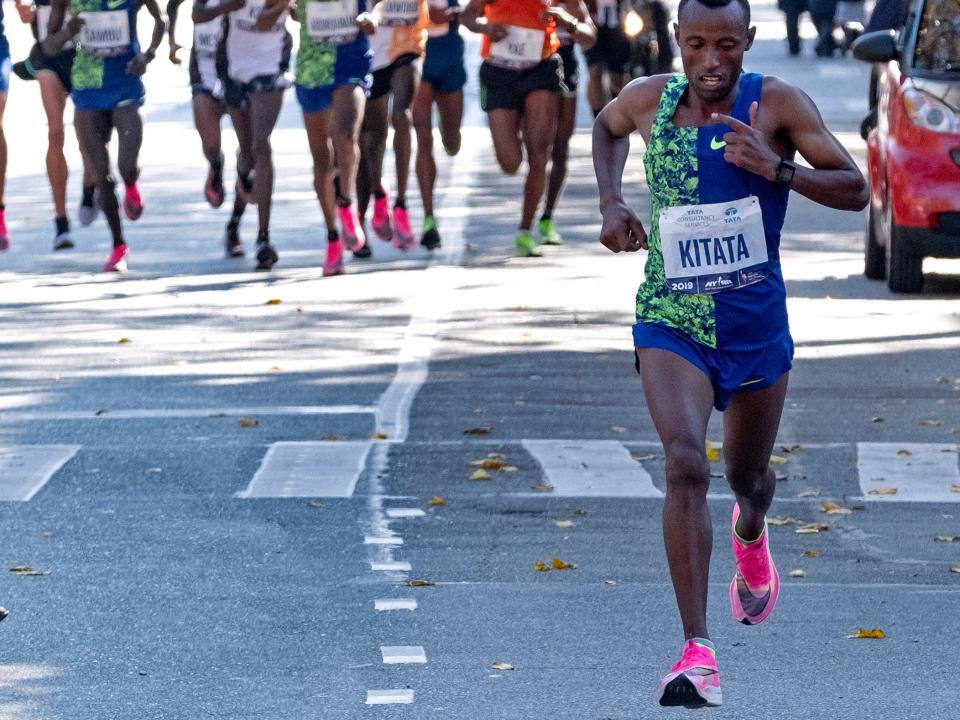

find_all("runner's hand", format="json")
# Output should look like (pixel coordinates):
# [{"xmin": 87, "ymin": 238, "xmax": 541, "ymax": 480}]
[
  {"xmin": 712, "ymin": 102, "xmax": 780, "ymax": 183},
  {"xmin": 14, "ymin": 0, "xmax": 36, "ymax": 25},
  {"xmin": 64, "ymin": 13, "xmax": 85, "ymax": 37},
  {"xmin": 484, "ymin": 22, "xmax": 507, "ymax": 42},
  {"xmin": 545, "ymin": 6, "xmax": 575, "ymax": 31},
  {"xmin": 357, "ymin": 12, "xmax": 378, "ymax": 34},
  {"xmin": 168, "ymin": 40, "xmax": 183, "ymax": 65},
  {"xmin": 223, "ymin": 0, "xmax": 246, "ymax": 11},
  {"xmin": 600, "ymin": 200, "xmax": 648, "ymax": 253},
  {"xmin": 126, "ymin": 53, "xmax": 150, "ymax": 76}
]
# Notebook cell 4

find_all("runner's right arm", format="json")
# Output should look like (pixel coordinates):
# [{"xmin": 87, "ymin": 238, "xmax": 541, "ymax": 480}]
[
  {"xmin": 166, "ymin": 0, "xmax": 186, "ymax": 63},
  {"xmin": 42, "ymin": 0, "xmax": 84, "ymax": 55},
  {"xmin": 460, "ymin": 0, "xmax": 506, "ymax": 41},
  {"xmin": 193, "ymin": 0, "xmax": 243, "ymax": 24},
  {"xmin": 593, "ymin": 78, "xmax": 661, "ymax": 253},
  {"xmin": 14, "ymin": 0, "xmax": 37, "ymax": 25}
]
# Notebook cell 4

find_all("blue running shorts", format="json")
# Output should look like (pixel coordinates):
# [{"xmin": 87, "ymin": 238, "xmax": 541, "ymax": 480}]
[
  {"xmin": 423, "ymin": 33, "xmax": 465, "ymax": 94},
  {"xmin": 633, "ymin": 322, "xmax": 794, "ymax": 411}
]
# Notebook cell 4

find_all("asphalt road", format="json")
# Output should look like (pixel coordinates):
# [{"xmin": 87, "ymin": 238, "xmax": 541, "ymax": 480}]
[{"xmin": 0, "ymin": 2, "xmax": 958, "ymax": 719}]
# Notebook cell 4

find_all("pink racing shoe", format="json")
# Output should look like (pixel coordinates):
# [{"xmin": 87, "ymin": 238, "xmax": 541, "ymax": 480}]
[
  {"xmin": 391, "ymin": 206, "xmax": 415, "ymax": 250},
  {"xmin": 337, "ymin": 203, "xmax": 366, "ymax": 252},
  {"xmin": 371, "ymin": 193, "xmax": 393, "ymax": 241},
  {"xmin": 658, "ymin": 639, "xmax": 722, "ymax": 708},
  {"xmin": 323, "ymin": 239, "xmax": 344, "ymax": 277},
  {"xmin": 730, "ymin": 503, "xmax": 780, "ymax": 625},
  {"xmin": 123, "ymin": 182, "xmax": 144, "ymax": 220},
  {"xmin": 103, "ymin": 243, "xmax": 129, "ymax": 272},
  {"xmin": 0, "ymin": 209, "xmax": 9, "ymax": 251}
]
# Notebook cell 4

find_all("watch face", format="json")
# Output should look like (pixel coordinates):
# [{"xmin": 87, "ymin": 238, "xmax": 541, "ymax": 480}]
[{"xmin": 778, "ymin": 161, "xmax": 795, "ymax": 185}]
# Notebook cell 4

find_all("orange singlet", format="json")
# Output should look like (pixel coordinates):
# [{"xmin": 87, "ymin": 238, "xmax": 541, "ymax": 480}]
[{"xmin": 480, "ymin": 0, "xmax": 560, "ymax": 63}]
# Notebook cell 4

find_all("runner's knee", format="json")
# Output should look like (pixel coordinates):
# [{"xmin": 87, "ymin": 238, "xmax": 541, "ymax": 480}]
[
  {"xmin": 664, "ymin": 443, "xmax": 710, "ymax": 492},
  {"xmin": 47, "ymin": 125, "xmax": 66, "ymax": 152}
]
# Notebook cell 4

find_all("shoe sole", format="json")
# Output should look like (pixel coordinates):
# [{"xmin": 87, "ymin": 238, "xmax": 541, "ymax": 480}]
[
  {"xmin": 372, "ymin": 220, "xmax": 393, "ymax": 242},
  {"xmin": 658, "ymin": 673, "xmax": 722, "ymax": 708},
  {"xmin": 124, "ymin": 202, "xmax": 144, "ymax": 221},
  {"xmin": 54, "ymin": 240, "xmax": 75, "ymax": 251},
  {"xmin": 322, "ymin": 264, "xmax": 344, "ymax": 277},
  {"xmin": 255, "ymin": 248, "xmax": 279, "ymax": 271}
]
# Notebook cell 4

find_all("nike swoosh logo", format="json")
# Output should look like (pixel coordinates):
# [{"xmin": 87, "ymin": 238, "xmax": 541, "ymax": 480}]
[
  {"xmin": 106, "ymin": 0, "xmax": 126, "ymax": 8},
  {"xmin": 736, "ymin": 575, "xmax": 771, "ymax": 617},
  {"xmin": 710, "ymin": 136, "xmax": 726, "ymax": 151}
]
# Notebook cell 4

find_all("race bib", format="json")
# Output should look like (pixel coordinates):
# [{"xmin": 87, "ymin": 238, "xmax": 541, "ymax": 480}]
[
  {"xmin": 659, "ymin": 196, "xmax": 769, "ymax": 295},
  {"xmin": 79, "ymin": 10, "xmax": 131, "ymax": 53},
  {"xmin": 488, "ymin": 25, "xmax": 543, "ymax": 66},
  {"xmin": 596, "ymin": 0, "xmax": 619, "ymax": 27},
  {"xmin": 381, "ymin": 0, "xmax": 420, "ymax": 27},
  {"xmin": 194, "ymin": 18, "xmax": 223, "ymax": 53},
  {"xmin": 306, "ymin": 0, "xmax": 359, "ymax": 43}
]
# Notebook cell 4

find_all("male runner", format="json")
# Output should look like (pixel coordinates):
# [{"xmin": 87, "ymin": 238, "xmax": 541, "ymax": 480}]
[
  {"xmin": 0, "ymin": 3, "xmax": 11, "ymax": 250},
  {"xmin": 294, "ymin": 0, "xmax": 381, "ymax": 276},
  {"xmin": 412, "ymin": 0, "xmax": 464, "ymax": 251},
  {"xmin": 585, "ymin": 0, "xmax": 631, "ymax": 117},
  {"xmin": 356, "ymin": 0, "xmax": 427, "ymax": 252},
  {"xmin": 461, "ymin": 0, "xmax": 587, "ymax": 258},
  {"xmin": 221, "ymin": 0, "xmax": 291, "ymax": 271},
  {"xmin": 44, "ymin": 0, "xmax": 166, "ymax": 272},
  {"xmin": 168, "ymin": 0, "xmax": 250, "ymax": 257},
  {"xmin": 13, "ymin": 0, "xmax": 96, "ymax": 250},
  {"xmin": 593, "ymin": 0, "xmax": 867, "ymax": 707},
  {"xmin": 538, "ymin": 0, "xmax": 594, "ymax": 245}
]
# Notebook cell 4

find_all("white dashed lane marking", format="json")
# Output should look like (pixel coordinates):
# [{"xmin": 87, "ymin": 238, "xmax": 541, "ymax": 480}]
[
  {"xmin": 364, "ymin": 535, "xmax": 403, "ymax": 545},
  {"xmin": 0, "ymin": 445, "xmax": 81, "ymax": 502},
  {"xmin": 385, "ymin": 507, "xmax": 426, "ymax": 518},
  {"xmin": 237, "ymin": 441, "xmax": 372, "ymax": 498},
  {"xmin": 522, "ymin": 440, "xmax": 663, "ymax": 497},
  {"xmin": 380, "ymin": 646, "xmax": 427, "ymax": 664},
  {"xmin": 370, "ymin": 560, "xmax": 412, "ymax": 572},
  {"xmin": 365, "ymin": 689, "xmax": 415, "ymax": 705},
  {"xmin": 857, "ymin": 443, "xmax": 960, "ymax": 502},
  {"xmin": 374, "ymin": 599, "xmax": 417, "ymax": 612}
]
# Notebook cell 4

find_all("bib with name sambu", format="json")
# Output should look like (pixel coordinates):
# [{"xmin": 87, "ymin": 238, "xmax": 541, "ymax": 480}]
[
  {"xmin": 306, "ymin": 0, "xmax": 358, "ymax": 43},
  {"xmin": 488, "ymin": 25, "xmax": 543, "ymax": 68},
  {"xmin": 79, "ymin": 10, "xmax": 130, "ymax": 55},
  {"xmin": 659, "ymin": 195, "xmax": 768, "ymax": 295}
]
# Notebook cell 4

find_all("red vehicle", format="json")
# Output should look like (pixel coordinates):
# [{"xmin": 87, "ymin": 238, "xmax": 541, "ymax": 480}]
[{"xmin": 853, "ymin": 0, "xmax": 960, "ymax": 293}]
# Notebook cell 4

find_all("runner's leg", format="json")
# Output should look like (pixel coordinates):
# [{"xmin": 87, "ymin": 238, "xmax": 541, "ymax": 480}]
[
  {"xmin": 413, "ymin": 80, "xmax": 436, "ymax": 219},
  {"xmin": 519, "ymin": 89, "xmax": 559, "ymax": 232},
  {"xmin": 248, "ymin": 89, "xmax": 283, "ymax": 241},
  {"xmin": 75, "ymin": 109, "xmax": 125, "ymax": 249},
  {"xmin": 486, "ymin": 108, "xmax": 522, "ymax": 174},
  {"xmin": 543, "ymin": 92, "xmax": 576, "ymax": 222},
  {"xmin": 303, "ymin": 107, "xmax": 336, "ymax": 232},
  {"xmin": 357, "ymin": 93, "xmax": 388, "ymax": 223},
  {"xmin": 331, "ymin": 83, "xmax": 367, "ymax": 252},
  {"xmin": 38, "ymin": 74, "xmax": 70, "ymax": 220},
  {"xmin": 193, "ymin": 93, "xmax": 226, "ymax": 206},
  {"xmin": 389, "ymin": 61, "xmax": 420, "ymax": 208},
  {"xmin": 113, "ymin": 104, "xmax": 142, "ymax": 188},
  {"xmin": 436, "ymin": 88, "xmax": 463, "ymax": 157},
  {"xmin": 637, "ymin": 347, "xmax": 715, "ymax": 641}
]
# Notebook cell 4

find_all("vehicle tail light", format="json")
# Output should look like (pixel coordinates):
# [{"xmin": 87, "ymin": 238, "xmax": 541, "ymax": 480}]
[{"xmin": 902, "ymin": 88, "xmax": 960, "ymax": 134}]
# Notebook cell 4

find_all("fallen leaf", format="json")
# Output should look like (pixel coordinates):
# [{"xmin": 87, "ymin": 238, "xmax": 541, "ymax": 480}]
[
  {"xmin": 534, "ymin": 561, "xmax": 550, "ymax": 572},
  {"xmin": 768, "ymin": 516, "xmax": 803, "ymax": 526},
  {"xmin": 868, "ymin": 487, "xmax": 899, "ymax": 496},
  {"xmin": 117, "ymin": 337, "xmax": 131, "ymax": 344},
  {"xmin": 94, "ymin": 409, "xmax": 108, "ymax": 416},
  {"xmin": 953, "ymin": 484, "xmax": 960, "ymax": 494},
  {"xmin": 796, "ymin": 522, "xmax": 830, "ymax": 534},
  {"xmin": 264, "ymin": 298, "xmax": 282, "ymax": 305},
  {"xmin": 269, "ymin": 366, "xmax": 282, "ymax": 372},
  {"xmin": 555, "ymin": 520, "xmax": 575, "ymax": 529},
  {"xmin": 921, "ymin": 419, "xmax": 944, "ymax": 427},
  {"xmin": 306, "ymin": 500, "xmax": 323, "ymax": 508},
  {"xmin": 705, "ymin": 441, "xmax": 722, "ymax": 462},
  {"xmin": 428, "ymin": 496, "xmax": 445, "ymax": 506},
  {"xmin": 470, "ymin": 469, "xmax": 492, "ymax": 481},
  {"xmin": 604, "ymin": 579, "xmax": 617, "ymax": 586},
  {"xmin": 951, "ymin": 565, "xmax": 960, "ymax": 574},
  {"xmin": 464, "ymin": 426, "xmax": 492, "ymax": 435},
  {"xmin": 936, "ymin": 376, "xmax": 949, "ymax": 384},
  {"xmin": 896, "ymin": 449, "xmax": 912, "ymax": 457},
  {"xmin": 551, "ymin": 557, "xmax": 576, "ymax": 570},
  {"xmin": 934, "ymin": 535, "xmax": 960, "ymax": 542},
  {"xmin": 322, "ymin": 434, "xmax": 339, "ymax": 441},
  {"xmin": 471, "ymin": 457, "xmax": 509, "ymax": 471},
  {"xmin": 851, "ymin": 505, "xmax": 868, "ymax": 512},
  {"xmin": 803, "ymin": 550, "xmax": 820, "ymax": 558},
  {"xmin": 795, "ymin": 489, "xmax": 822, "ymax": 498},
  {"xmin": 491, "ymin": 662, "xmax": 514, "ymax": 671},
  {"xmin": 532, "ymin": 482, "xmax": 554, "ymax": 492},
  {"xmin": 574, "ymin": 508, "xmax": 588, "ymax": 516},
  {"xmin": 821, "ymin": 501, "xmax": 852, "ymax": 515},
  {"xmin": 788, "ymin": 569, "xmax": 807, "ymax": 578},
  {"xmin": 848, "ymin": 627, "xmax": 886, "ymax": 639},
  {"xmin": 237, "ymin": 417, "xmax": 259, "ymax": 428},
  {"xmin": 871, "ymin": 416, "xmax": 885, "ymax": 423},
  {"xmin": 371, "ymin": 432, "xmax": 388, "ymax": 440},
  {"xmin": 611, "ymin": 426, "xmax": 627, "ymax": 433},
  {"xmin": 769, "ymin": 454, "xmax": 789, "ymax": 465},
  {"xmin": 781, "ymin": 444, "xmax": 804, "ymax": 453},
  {"xmin": 405, "ymin": 579, "xmax": 435, "ymax": 587},
  {"xmin": 9, "ymin": 566, "xmax": 50, "ymax": 576}
]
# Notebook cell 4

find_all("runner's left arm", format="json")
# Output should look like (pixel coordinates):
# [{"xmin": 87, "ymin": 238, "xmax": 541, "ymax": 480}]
[
  {"xmin": 712, "ymin": 79, "xmax": 869, "ymax": 212},
  {"xmin": 547, "ymin": 0, "xmax": 596, "ymax": 50},
  {"xmin": 460, "ymin": 0, "xmax": 506, "ymax": 41},
  {"xmin": 166, "ymin": 0, "xmax": 186, "ymax": 63},
  {"xmin": 254, "ymin": 0, "xmax": 287, "ymax": 31},
  {"xmin": 14, "ymin": 0, "xmax": 37, "ymax": 25},
  {"xmin": 127, "ymin": 0, "xmax": 166, "ymax": 75},
  {"xmin": 357, "ymin": 0, "xmax": 383, "ymax": 34}
]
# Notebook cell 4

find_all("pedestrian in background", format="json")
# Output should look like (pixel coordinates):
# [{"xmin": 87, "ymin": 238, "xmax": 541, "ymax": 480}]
[
  {"xmin": 777, "ymin": 0, "xmax": 807, "ymax": 56},
  {"xmin": 809, "ymin": 0, "xmax": 838, "ymax": 56}
]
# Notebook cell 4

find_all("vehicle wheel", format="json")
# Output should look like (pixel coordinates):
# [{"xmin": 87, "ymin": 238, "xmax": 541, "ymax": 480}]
[
  {"xmin": 886, "ymin": 222, "xmax": 924, "ymax": 293},
  {"xmin": 864, "ymin": 203, "xmax": 886, "ymax": 280}
]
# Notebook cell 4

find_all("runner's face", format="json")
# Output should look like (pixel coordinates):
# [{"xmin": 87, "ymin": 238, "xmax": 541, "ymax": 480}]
[{"xmin": 674, "ymin": 2, "xmax": 755, "ymax": 103}]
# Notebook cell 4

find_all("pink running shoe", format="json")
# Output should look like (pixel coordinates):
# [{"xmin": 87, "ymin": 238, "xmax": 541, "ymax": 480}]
[
  {"xmin": 371, "ymin": 194, "xmax": 393, "ymax": 241},
  {"xmin": 103, "ymin": 243, "xmax": 129, "ymax": 272},
  {"xmin": 123, "ymin": 182, "xmax": 144, "ymax": 220},
  {"xmin": 337, "ymin": 204, "xmax": 366, "ymax": 252},
  {"xmin": 658, "ymin": 639, "xmax": 722, "ymax": 708},
  {"xmin": 323, "ymin": 239, "xmax": 344, "ymax": 277},
  {"xmin": 391, "ymin": 206, "xmax": 415, "ymax": 250},
  {"xmin": 730, "ymin": 503, "xmax": 780, "ymax": 625},
  {"xmin": 0, "ymin": 209, "xmax": 9, "ymax": 251}
]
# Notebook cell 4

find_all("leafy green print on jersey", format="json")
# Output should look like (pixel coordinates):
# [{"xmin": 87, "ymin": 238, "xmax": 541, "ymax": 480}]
[
  {"xmin": 296, "ymin": 0, "xmax": 340, "ymax": 87},
  {"xmin": 636, "ymin": 74, "xmax": 717, "ymax": 348}
]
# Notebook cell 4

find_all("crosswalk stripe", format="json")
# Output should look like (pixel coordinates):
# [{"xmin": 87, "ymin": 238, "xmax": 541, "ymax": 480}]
[
  {"xmin": 521, "ymin": 440, "xmax": 662, "ymax": 497},
  {"xmin": 365, "ymin": 689, "xmax": 414, "ymax": 705},
  {"xmin": 857, "ymin": 443, "xmax": 960, "ymax": 502},
  {"xmin": 0, "ymin": 445, "xmax": 81, "ymax": 502},
  {"xmin": 236, "ymin": 441, "xmax": 372, "ymax": 498}
]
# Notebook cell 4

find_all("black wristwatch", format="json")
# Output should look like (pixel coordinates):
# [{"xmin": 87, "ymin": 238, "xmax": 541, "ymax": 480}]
[{"xmin": 775, "ymin": 158, "xmax": 796, "ymax": 186}]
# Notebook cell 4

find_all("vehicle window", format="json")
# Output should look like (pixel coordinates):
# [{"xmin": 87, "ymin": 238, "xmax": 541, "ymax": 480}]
[{"xmin": 914, "ymin": 0, "xmax": 960, "ymax": 72}]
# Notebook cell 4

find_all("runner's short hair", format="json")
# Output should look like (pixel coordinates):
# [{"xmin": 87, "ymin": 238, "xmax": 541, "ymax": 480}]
[{"xmin": 677, "ymin": 0, "xmax": 751, "ymax": 26}]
